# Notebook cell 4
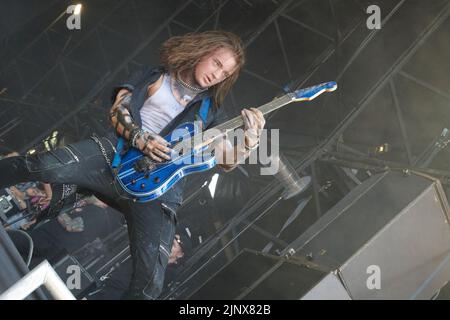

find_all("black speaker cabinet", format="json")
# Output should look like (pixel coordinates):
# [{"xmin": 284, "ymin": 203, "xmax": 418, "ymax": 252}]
[
  {"xmin": 186, "ymin": 171, "xmax": 450, "ymax": 300},
  {"xmin": 289, "ymin": 170, "xmax": 450, "ymax": 299},
  {"xmin": 188, "ymin": 249, "xmax": 350, "ymax": 300}
]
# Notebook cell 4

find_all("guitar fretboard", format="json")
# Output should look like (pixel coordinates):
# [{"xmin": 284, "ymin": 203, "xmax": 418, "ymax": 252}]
[
  {"xmin": 171, "ymin": 82, "xmax": 336, "ymax": 154},
  {"xmin": 213, "ymin": 94, "xmax": 293, "ymax": 133}
]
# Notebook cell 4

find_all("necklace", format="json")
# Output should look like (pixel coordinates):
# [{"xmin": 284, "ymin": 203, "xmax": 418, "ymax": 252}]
[{"xmin": 176, "ymin": 75, "xmax": 207, "ymax": 92}]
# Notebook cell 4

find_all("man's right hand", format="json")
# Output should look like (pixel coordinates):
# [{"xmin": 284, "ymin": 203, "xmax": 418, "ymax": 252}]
[{"xmin": 135, "ymin": 132, "xmax": 172, "ymax": 162}]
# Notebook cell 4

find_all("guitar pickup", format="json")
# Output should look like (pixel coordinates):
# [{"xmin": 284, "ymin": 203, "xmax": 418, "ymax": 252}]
[{"xmin": 134, "ymin": 157, "xmax": 156, "ymax": 172}]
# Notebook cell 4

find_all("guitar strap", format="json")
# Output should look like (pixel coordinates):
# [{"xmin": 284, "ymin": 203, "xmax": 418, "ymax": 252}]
[
  {"xmin": 197, "ymin": 97, "xmax": 211, "ymax": 128},
  {"xmin": 111, "ymin": 97, "xmax": 211, "ymax": 170},
  {"xmin": 111, "ymin": 137, "xmax": 125, "ymax": 170}
]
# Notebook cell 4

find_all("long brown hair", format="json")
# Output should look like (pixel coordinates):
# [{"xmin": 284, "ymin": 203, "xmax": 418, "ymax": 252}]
[{"xmin": 160, "ymin": 30, "xmax": 245, "ymax": 106}]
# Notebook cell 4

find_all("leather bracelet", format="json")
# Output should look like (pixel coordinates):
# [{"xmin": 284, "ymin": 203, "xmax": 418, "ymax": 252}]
[
  {"xmin": 130, "ymin": 128, "xmax": 144, "ymax": 148},
  {"xmin": 129, "ymin": 127, "xmax": 139, "ymax": 144}
]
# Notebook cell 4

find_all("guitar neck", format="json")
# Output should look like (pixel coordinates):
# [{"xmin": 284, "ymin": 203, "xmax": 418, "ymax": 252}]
[
  {"xmin": 213, "ymin": 93, "xmax": 293, "ymax": 133},
  {"xmin": 180, "ymin": 81, "xmax": 337, "ymax": 151}
]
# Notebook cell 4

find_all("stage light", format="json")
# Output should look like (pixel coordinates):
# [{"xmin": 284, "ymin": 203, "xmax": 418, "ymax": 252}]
[
  {"xmin": 375, "ymin": 143, "xmax": 389, "ymax": 154},
  {"xmin": 266, "ymin": 153, "xmax": 311, "ymax": 200},
  {"xmin": 368, "ymin": 143, "xmax": 390, "ymax": 156}
]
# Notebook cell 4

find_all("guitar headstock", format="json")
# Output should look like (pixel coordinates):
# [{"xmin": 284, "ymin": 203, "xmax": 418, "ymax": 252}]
[{"xmin": 292, "ymin": 81, "xmax": 337, "ymax": 102}]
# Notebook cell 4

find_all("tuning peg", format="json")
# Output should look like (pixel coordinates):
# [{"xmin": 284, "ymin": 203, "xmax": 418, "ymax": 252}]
[{"xmin": 282, "ymin": 84, "xmax": 291, "ymax": 93}]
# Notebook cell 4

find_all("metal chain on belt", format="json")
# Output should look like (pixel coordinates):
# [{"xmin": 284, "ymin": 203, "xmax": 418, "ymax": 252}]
[{"xmin": 90, "ymin": 134, "xmax": 112, "ymax": 167}]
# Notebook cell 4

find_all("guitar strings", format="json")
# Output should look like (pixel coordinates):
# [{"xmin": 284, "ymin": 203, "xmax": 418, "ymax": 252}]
[
  {"xmin": 170, "ymin": 94, "xmax": 292, "ymax": 156},
  {"xmin": 158, "ymin": 86, "xmax": 329, "ymax": 162},
  {"xmin": 132, "ymin": 85, "xmax": 329, "ymax": 175}
]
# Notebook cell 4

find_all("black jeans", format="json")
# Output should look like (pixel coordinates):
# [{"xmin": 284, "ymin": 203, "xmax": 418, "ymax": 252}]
[{"xmin": 0, "ymin": 137, "xmax": 178, "ymax": 299}]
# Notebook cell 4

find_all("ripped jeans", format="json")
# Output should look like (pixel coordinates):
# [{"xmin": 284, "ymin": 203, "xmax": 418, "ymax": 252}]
[{"xmin": 0, "ymin": 137, "xmax": 178, "ymax": 299}]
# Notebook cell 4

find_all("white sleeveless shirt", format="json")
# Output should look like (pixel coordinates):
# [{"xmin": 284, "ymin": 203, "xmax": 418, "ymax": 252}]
[{"xmin": 140, "ymin": 73, "xmax": 186, "ymax": 135}]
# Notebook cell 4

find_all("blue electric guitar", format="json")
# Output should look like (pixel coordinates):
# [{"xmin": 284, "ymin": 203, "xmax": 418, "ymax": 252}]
[{"xmin": 114, "ymin": 82, "xmax": 337, "ymax": 202}]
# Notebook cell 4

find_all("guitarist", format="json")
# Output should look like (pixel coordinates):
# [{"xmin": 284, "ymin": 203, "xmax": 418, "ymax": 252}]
[{"xmin": 0, "ymin": 30, "xmax": 265, "ymax": 299}]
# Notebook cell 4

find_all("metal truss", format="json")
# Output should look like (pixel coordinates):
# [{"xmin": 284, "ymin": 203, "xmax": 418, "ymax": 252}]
[
  {"xmin": 281, "ymin": 0, "xmax": 450, "ymax": 257},
  {"xmin": 162, "ymin": 0, "xmax": 450, "ymax": 299},
  {"xmin": 2, "ymin": 0, "xmax": 449, "ymax": 299}
]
